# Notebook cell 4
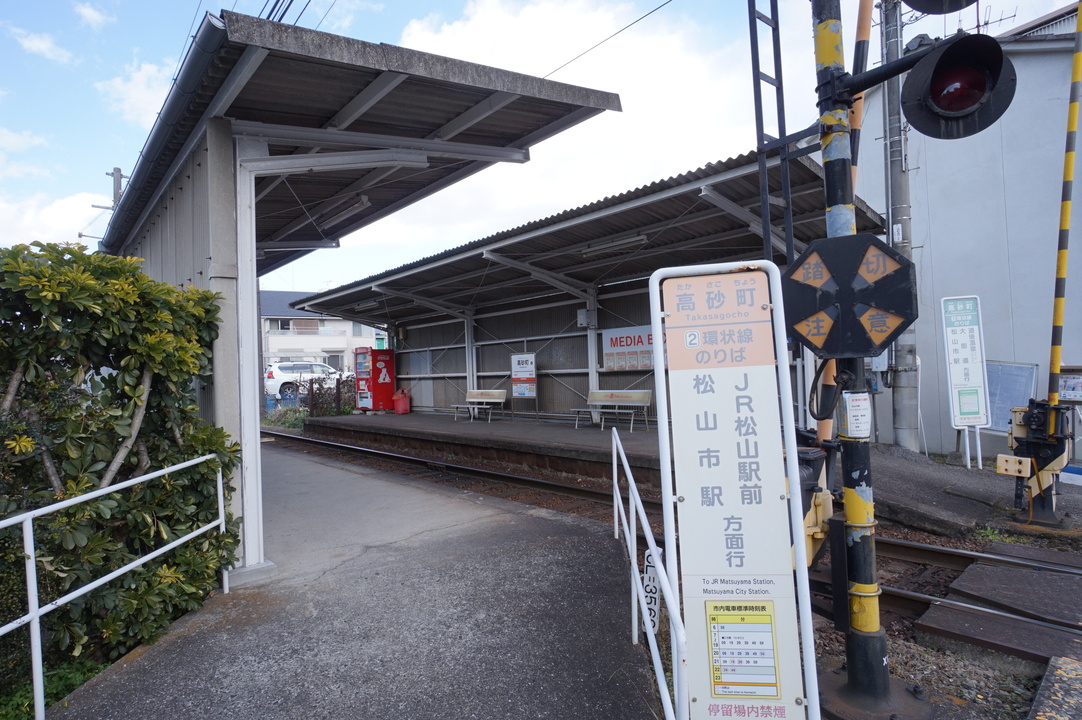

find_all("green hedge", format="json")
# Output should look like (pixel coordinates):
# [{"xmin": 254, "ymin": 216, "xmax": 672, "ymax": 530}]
[{"xmin": 0, "ymin": 243, "xmax": 240, "ymax": 679}]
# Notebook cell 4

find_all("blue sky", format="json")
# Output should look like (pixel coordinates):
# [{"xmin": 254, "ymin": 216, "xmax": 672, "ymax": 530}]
[{"xmin": 0, "ymin": 0, "xmax": 1065, "ymax": 291}]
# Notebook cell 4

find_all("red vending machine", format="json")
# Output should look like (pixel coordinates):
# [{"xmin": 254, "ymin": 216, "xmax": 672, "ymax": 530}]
[{"xmin": 355, "ymin": 347, "xmax": 396, "ymax": 411}]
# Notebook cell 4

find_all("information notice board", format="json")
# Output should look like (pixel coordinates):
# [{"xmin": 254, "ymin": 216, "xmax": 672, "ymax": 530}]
[{"xmin": 984, "ymin": 361, "xmax": 1039, "ymax": 435}]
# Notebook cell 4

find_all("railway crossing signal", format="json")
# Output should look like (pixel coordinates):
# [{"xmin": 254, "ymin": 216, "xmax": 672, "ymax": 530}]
[
  {"xmin": 781, "ymin": 233, "xmax": 917, "ymax": 359},
  {"xmin": 901, "ymin": 33, "xmax": 1017, "ymax": 140}
]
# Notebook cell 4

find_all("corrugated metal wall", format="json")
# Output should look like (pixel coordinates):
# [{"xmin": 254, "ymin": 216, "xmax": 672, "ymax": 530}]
[
  {"xmin": 117, "ymin": 139, "xmax": 219, "ymax": 424},
  {"xmin": 395, "ymin": 288, "xmax": 657, "ymax": 418}
]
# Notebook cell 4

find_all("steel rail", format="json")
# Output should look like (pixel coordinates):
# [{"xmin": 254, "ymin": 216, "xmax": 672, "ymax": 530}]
[
  {"xmin": 876, "ymin": 536, "xmax": 1082, "ymax": 576},
  {"xmin": 810, "ymin": 570, "xmax": 1082, "ymax": 637},
  {"xmin": 260, "ymin": 429, "xmax": 665, "ymax": 513}
]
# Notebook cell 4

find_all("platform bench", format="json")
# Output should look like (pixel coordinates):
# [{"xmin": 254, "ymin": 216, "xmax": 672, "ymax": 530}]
[
  {"xmin": 571, "ymin": 390, "xmax": 652, "ymax": 432},
  {"xmin": 452, "ymin": 389, "xmax": 507, "ymax": 422}
]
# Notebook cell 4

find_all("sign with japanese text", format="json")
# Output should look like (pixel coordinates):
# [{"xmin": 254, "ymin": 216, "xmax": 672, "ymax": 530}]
[
  {"xmin": 781, "ymin": 233, "xmax": 917, "ymax": 359},
  {"xmin": 660, "ymin": 269, "xmax": 808, "ymax": 719},
  {"xmin": 511, "ymin": 353, "xmax": 536, "ymax": 398},
  {"xmin": 601, "ymin": 325, "xmax": 656, "ymax": 371},
  {"xmin": 941, "ymin": 296, "xmax": 990, "ymax": 427}
]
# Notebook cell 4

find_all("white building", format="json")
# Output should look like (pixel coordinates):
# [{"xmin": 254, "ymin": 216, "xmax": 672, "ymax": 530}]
[
  {"xmin": 260, "ymin": 290, "xmax": 385, "ymax": 371},
  {"xmin": 855, "ymin": 5, "xmax": 1082, "ymax": 457}
]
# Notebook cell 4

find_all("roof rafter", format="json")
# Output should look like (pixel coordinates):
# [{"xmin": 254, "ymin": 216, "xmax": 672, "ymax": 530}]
[
  {"xmin": 371, "ymin": 285, "xmax": 473, "ymax": 321},
  {"xmin": 482, "ymin": 251, "xmax": 594, "ymax": 301}
]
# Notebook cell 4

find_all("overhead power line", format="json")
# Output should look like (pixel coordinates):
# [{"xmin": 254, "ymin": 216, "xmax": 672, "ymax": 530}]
[{"xmin": 543, "ymin": 0, "xmax": 673, "ymax": 79}]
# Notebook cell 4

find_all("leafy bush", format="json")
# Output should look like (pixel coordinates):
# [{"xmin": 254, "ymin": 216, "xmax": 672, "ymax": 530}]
[
  {"xmin": 0, "ymin": 242, "xmax": 240, "ymax": 673},
  {"xmin": 262, "ymin": 406, "xmax": 309, "ymax": 429},
  {"xmin": 305, "ymin": 375, "xmax": 356, "ymax": 417}
]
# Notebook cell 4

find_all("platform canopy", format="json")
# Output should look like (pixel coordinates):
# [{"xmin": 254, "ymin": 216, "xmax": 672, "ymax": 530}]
[
  {"xmin": 293, "ymin": 152, "xmax": 884, "ymax": 328},
  {"xmin": 95, "ymin": 9, "xmax": 623, "ymax": 576},
  {"xmin": 101, "ymin": 10, "xmax": 622, "ymax": 274}
]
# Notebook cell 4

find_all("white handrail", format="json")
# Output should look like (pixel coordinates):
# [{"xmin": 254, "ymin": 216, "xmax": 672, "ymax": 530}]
[
  {"xmin": 611, "ymin": 428, "xmax": 687, "ymax": 720},
  {"xmin": 0, "ymin": 454, "xmax": 229, "ymax": 720}
]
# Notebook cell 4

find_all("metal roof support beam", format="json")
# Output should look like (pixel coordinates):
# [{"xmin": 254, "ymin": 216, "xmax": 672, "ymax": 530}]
[
  {"xmin": 331, "ymin": 71, "xmax": 409, "ymax": 129},
  {"xmin": 256, "ymin": 239, "xmax": 340, "ymax": 252},
  {"xmin": 482, "ymin": 251, "xmax": 594, "ymax": 301},
  {"xmin": 434, "ymin": 91, "xmax": 520, "ymax": 140},
  {"xmin": 256, "ymin": 71, "xmax": 411, "ymax": 201},
  {"xmin": 237, "ymin": 149, "xmax": 429, "ymax": 175},
  {"xmin": 231, "ymin": 120, "xmax": 530, "ymax": 164},
  {"xmin": 311, "ymin": 157, "xmax": 783, "ymax": 305},
  {"xmin": 370, "ymin": 285, "xmax": 473, "ymax": 321},
  {"xmin": 698, "ymin": 185, "xmax": 788, "ymax": 255}
]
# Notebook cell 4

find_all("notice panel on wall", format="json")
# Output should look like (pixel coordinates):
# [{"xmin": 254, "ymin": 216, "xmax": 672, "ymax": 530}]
[
  {"xmin": 511, "ymin": 353, "xmax": 536, "ymax": 398},
  {"xmin": 655, "ymin": 266, "xmax": 813, "ymax": 719},
  {"xmin": 1060, "ymin": 367, "xmax": 1082, "ymax": 403},
  {"xmin": 601, "ymin": 325, "xmax": 655, "ymax": 371},
  {"xmin": 985, "ymin": 361, "xmax": 1039, "ymax": 435}
]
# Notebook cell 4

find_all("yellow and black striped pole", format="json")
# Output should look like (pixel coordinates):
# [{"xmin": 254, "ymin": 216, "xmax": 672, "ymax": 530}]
[
  {"xmin": 1049, "ymin": 5, "xmax": 1082, "ymax": 411},
  {"xmin": 811, "ymin": 0, "xmax": 890, "ymax": 704},
  {"xmin": 848, "ymin": 0, "xmax": 874, "ymax": 187}
]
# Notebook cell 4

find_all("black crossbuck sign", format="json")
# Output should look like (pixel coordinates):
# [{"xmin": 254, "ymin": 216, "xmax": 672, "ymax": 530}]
[{"xmin": 781, "ymin": 233, "xmax": 917, "ymax": 359}]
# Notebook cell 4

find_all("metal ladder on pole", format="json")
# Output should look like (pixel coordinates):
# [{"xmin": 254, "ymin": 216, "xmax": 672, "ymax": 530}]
[{"xmin": 746, "ymin": 0, "xmax": 819, "ymax": 265}]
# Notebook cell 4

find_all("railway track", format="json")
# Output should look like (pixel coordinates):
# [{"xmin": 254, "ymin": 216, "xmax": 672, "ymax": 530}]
[
  {"xmin": 815, "ymin": 536, "xmax": 1082, "ymax": 664},
  {"xmin": 264, "ymin": 429, "xmax": 1082, "ymax": 664}
]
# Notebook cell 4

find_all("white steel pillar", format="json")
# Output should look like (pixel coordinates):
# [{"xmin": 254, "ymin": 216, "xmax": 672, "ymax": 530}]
[
  {"xmin": 465, "ymin": 314, "xmax": 477, "ymax": 389},
  {"xmin": 231, "ymin": 133, "xmax": 270, "ymax": 573}
]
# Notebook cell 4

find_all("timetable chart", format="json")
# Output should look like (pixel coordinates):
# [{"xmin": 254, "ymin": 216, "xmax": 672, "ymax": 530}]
[{"xmin": 707, "ymin": 601, "xmax": 780, "ymax": 698}]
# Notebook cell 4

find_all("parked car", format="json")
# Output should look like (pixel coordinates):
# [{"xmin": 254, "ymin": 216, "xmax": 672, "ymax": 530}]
[{"xmin": 265, "ymin": 362, "xmax": 339, "ymax": 397}]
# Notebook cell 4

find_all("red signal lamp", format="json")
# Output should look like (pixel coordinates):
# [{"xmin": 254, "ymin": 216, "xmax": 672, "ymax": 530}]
[{"xmin": 901, "ymin": 33, "xmax": 1016, "ymax": 140}]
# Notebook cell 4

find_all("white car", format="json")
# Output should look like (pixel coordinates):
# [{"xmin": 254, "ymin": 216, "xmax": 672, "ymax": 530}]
[{"xmin": 264, "ymin": 362, "xmax": 339, "ymax": 397}]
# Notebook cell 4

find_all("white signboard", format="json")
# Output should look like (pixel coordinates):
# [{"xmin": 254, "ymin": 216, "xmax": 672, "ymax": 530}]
[
  {"xmin": 941, "ymin": 296, "xmax": 990, "ymax": 428},
  {"xmin": 660, "ymin": 269, "xmax": 811, "ymax": 719},
  {"xmin": 601, "ymin": 325, "xmax": 655, "ymax": 371},
  {"xmin": 511, "ymin": 353, "xmax": 536, "ymax": 398}
]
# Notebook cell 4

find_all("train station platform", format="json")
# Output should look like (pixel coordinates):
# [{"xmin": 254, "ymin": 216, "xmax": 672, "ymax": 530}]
[
  {"xmin": 304, "ymin": 409, "xmax": 1082, "ymax": 537},
  {"xmin": 305, "ymin": 409, "xmax": 664, "ymax": 485},
  {"xmin": 49, "ymin": 444, "xmax": 660, "ymax": 719}
]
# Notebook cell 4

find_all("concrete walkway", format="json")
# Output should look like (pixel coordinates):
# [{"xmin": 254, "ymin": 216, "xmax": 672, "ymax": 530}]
[{"xmin": 50, "ymin": 444, "xmax": 659, "ymax": 719}]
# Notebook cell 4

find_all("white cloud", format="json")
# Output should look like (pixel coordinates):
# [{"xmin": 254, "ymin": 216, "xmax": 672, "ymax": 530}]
[
  {"xmin": 74, "ymin": 2, "xmax": 116, "ymax": 31},
  {"xmin": 0, "ymin": 127, "xmax": 46, "ymax": 154},
  {"xmin": 0, "ymin": 192, "xmax": 112, "ymax": 250},
  {"xmin": 390, "ymin": 0, "xmax": 761, "ymax": 231},
  {"xmin": 94, "ymin": 59, "xmax": 173, "ymax": 130},
  {"xmin": 0, "ymin": 128, "xmax": 50, "ymax": 181},
  {"xmin": 8, "ymin": 26, "xmax": 75, "ymax": 64}
]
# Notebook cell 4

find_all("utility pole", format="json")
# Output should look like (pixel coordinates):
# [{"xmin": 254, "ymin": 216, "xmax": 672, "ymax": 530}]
[{"xmin": 883, "ymin": 0, "xmax": 921, "ymax": 452}]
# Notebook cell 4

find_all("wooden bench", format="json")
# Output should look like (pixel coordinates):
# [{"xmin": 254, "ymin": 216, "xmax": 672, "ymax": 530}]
[
  {"xmin": 571, "ymin": 390, "xmax": 652, "ymax": 432},
  {"xmin": 452, "ymin": 389, "xmax": 507, "ymax": 422}
]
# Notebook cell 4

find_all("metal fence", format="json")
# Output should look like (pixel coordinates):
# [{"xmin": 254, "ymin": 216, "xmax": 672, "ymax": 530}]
[
  {"xmin": 0, "ymin": 454, "xmax": 228, "ymax": 720},
  {"xmin": 610, "ymin": 429, "xmax": 686, "ymax": 720}
]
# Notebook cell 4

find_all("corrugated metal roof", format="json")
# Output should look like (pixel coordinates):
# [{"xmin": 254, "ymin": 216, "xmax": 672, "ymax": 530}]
[
  {"xmin": 294, "ymin": 151, "xmax": 884, "ymax": 328},
  {"xmin": 1003, "ymin": 4, "xmax": 1077, "ymax": 38},
  {"xmin": 102, "ymin": 10, "xmax": 621, "ymax": 276}
]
